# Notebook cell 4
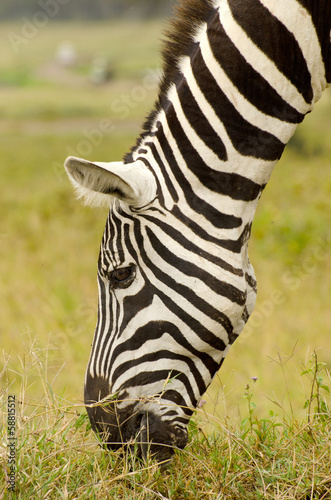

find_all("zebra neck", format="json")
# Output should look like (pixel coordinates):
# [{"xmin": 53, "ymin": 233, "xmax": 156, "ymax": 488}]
[{"xmin": 130, "ymin": 0, "xmax": 329, "ymax": 227}]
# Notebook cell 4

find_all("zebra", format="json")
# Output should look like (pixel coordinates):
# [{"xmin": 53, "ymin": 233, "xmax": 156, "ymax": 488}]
[{"xmin": 64, "ymin": 0, "xmax": 331, "ymax": 464}]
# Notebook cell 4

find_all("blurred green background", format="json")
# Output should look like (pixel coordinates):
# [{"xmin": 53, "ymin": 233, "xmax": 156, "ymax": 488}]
[{"xmin": 1, "ymin": 3, "xmax": 330, "ymax": 426}]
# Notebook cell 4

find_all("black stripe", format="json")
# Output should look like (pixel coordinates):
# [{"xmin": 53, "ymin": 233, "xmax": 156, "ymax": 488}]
[
  {"xmin": 133, "ymin": 200, "xmax": 244, "ymax": 254},
  {"xmin": 96, "ymin": 215, "xmax": 155, "ymax": 378},
  {"xmin": 228, "ymin": 0, "xmax": 313, "ymax": 104},
  {"xmin": 101, "ymin": 214, "xmax": 116, "ymax": 268},
  {"xmin": 121, "ymin": 199, "xmax": 252, "ymax": 256},
  {"xmin": 191, "ymin": 43, "xmax": 285, "ymax": 160},
  {"xmin": 208, "ymin": 13, "xmax": 305, "ymax": 124},
  {"xmin": 176, "ymin": 74, "xmax": 228, "ymax": 160},
  {"xmin": 162, "ymin": 410, "xmax": 178, "ymax": 417},
  {"xmin": 156, "ymin": 122, "xmax": 243, "ymax": 229},
  {"xmin": 139, "ymin": 146, "xmax": 179, "ymax": 205},
  {"xmin": 146, "ymin": 142, "xmax": 179, "ymax": 204},
  {"xmin": 91, "ymin": 277, "xmax": 114, "ymax": 375},
  {"xmin": 139, "ymin": 212, "xmax": 244, "ymax": 277},
  {"xmin": 245, "ymin": 272, "xmax": 257, "ymax": 292},
  {"xmin": 162, "ymin": 389, "xmax": 193, "ymax": 415},
  {"xmin": 146, "ymin": 226, "xmax": 246, "ymax": 306},
  {"xmin": 100, "ymin": 213, "xmax": 127, "ymax": 271},
  {"xmin": 169, "ymin": 416, "xmax": 191, "ymax": 425},
  {"xmin": 117, "ymin": 219, "xmax": 156, "ymax": 333},
  {"xmin": 100, "ymin": 217, "xmax": 111, "ymax": 265},
  {"xmin": 101, "ymin": 291, "xmax": 155, "ymax": 380},
  {"xmin": 164, "ymin": 98, "xmax": 264, "ymax": 201}
]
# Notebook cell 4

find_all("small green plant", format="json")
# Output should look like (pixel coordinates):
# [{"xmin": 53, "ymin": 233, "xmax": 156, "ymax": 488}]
[
  {"xmin": 242, "ymin": 378, "xmax": 258, "ymax": 433},
  {"xmin": 301, "ymin": 350, "xmax": 330, "ymax": 421},
  {"xmin": 241, "ymin": 378, "xmax": 282, "ymax": 450}
]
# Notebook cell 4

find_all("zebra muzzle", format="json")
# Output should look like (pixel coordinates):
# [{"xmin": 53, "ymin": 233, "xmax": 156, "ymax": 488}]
[{"xmin": 137, "ymin": 412, "xmax": 188, "ymax": 467}]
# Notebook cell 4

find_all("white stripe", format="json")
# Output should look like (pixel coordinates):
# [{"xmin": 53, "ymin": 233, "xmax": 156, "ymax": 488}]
[
  {"xmin": 145, "ymin": 137, "xmax": 177, "ymax": 212},
  {"xmin": 177, "ymin": 55, "xmax": 238, "ymax": 161},
  {"xmin": 166, "ymin": 84, "xmax": 265, "ymax": 219},
  {"xmin": 106, "ymin": 215, "xmax": 119, "ymax": 268},
  {"xmin": 112, "ymin": 358, "xmax": 199, "ymax": 399},
  {"xmin": 112, "ymin": 334, "xmax": 203, "ymax": 394},
  {"xmin": 158, "ymin": 100, "xmax": 270, "ymax": 231},
  {"xmin": 140, "ymin": 198, "xmax": 245, "ymax": 269},
  {"xmin": 88, "ymin": 280, "xmax": 104, "ymax": 378},
  {"xmin": 139, "ymin": 227, "xmax": 243, "ymax": 338},
  {"xmin": 92, "ymin": 280, "xmax": 114, "ymax": 378},
  {"xmin": 218, "ymin": 0, "xmax": 311, "ymax": 114},
  {"xmin": 259, "ymin": 0, "xmax": 327, "ymax": 102}
]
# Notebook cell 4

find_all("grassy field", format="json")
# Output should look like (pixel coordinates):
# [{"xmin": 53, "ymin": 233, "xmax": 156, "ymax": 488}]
[
  {"xmin": 0, "ymin": 19, "xmax": 331, "ymax": 498},
  {"xmin": 1, "ymin": 348, "xmax": 331, "ymax": 498}
]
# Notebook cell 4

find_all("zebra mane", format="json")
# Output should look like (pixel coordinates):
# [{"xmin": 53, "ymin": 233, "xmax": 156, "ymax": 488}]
[
  {"xmin": 156, "ymin": 0, "xmax": 215, "ymax": 107},
  {"xmin": 124, "ymin": 0, "xmax": 215, "ymax": 162}
]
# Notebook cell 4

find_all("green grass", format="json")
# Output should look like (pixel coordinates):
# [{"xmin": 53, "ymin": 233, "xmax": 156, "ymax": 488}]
[{"xmin": 0, "ymin": 18, "xmax": 331, "ymax": 498}]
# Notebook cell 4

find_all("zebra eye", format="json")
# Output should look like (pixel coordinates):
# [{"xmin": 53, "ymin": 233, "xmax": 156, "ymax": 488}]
[
  {"xmin": 109, "ymin": 265, "xmax": 135, "ymax": 289},
  {"xmin": 113, "ymin": 268, "xmax": 131, "ymax": 281}
]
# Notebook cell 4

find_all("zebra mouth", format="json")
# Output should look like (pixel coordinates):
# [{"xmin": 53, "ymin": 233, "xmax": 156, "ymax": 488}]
[
  {"xmin": 84, "ymin": 378, "xmax": 188, "ymax": 465},
  {"xmin": 87, "ymin": 401, "xmax": 186, "ymax": 466}
]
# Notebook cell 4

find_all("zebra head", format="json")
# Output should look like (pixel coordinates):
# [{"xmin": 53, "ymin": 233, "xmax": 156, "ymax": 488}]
[{"xmin": 64, "ymin": 154, "xmax": 250, "ymax": 463}]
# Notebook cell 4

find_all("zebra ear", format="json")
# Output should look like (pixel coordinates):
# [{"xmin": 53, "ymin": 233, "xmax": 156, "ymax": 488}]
[{"xmin": 64, "ymin": 156, "xmax": 157, "ymax": 208}]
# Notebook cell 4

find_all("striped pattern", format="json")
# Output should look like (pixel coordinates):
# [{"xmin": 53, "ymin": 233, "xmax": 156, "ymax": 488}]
[{"xmin": 82, "ymin": 0, "xmax": 331, "ymax": 462}]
